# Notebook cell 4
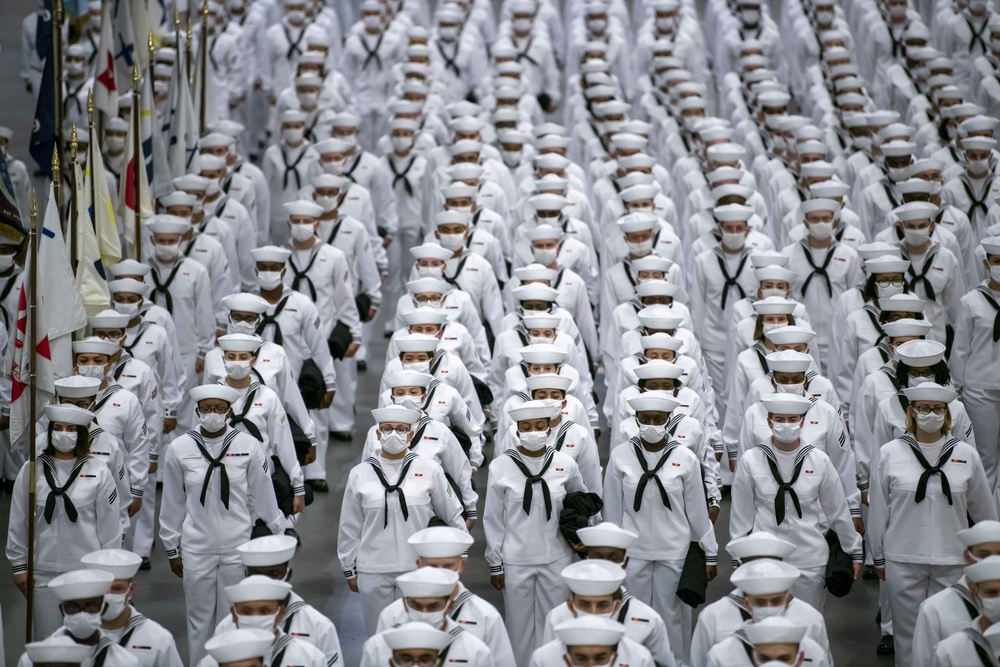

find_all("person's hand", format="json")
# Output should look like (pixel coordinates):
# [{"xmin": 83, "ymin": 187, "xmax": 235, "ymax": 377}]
[
  {"xmin": 163, "ymin": 417, "xmax": 178, "ymax": 434},
  {"xmin": 293, "ymin": 495, "xmax": 305, "ymax": 514},
  {"xmin": 853, "ymin": 517, "xmax": 865, "ymax": 537},
  {"xmin": 708, "ymin": 505, "xmax": 720, "ymax": 524},
  {"xmin": 876, "ymin": 567, "xmax": 885, "ymax": 581},
  {"xmin": 365, "ymin": 307, "xmax": 377, "ymax": 322},
  {"xmin": 169, "ymin": 557, "xmax": 184, "ymax": 578},
  {"xmin": 861, "ymin": 490, "xmax": 869, "ymax": 506},
  {"xmin": 465, "ymin": 518, "xmax": 476, "ymax": 531},
  {"xmin": 382, "ymin": 236, "xmax": 393, "ymax": 248},
  {"xmin": 715, "ymin": 452, "xmax": 722, "ymax": 462},
  {"xmin": 347, "ymin": 577, "xmax": 359, "ymax": 593},
  {"xmin": 195, "ymin": 357, "xmax": 205, "ymax": 373},
  {"xmin": 490, "ymin": 574, "xmax": 505, "ymax": 591},
  {"xmin": 128, "ymin": 497, "xmax": 142, "ymax": 517},
  {"xmin": 215, "ymin": 329, "xmax": 226, "ymax": 341},
  {"xmin": 471, "ymin": 468, "xmax": 478, "ymax": 476},
  {"xmin": 266, "ymin": 92, "xmax": 276, "ymax": 105},
  {"xmin": 854, "ymin": 563, "xmax": 864, "ymax": 581},
  {"xmin": 706, "ymin": 565, "xmax": 718, "ymax": 582},
  {"xmin": 25, "ymin": 82, "xmax": 33, "ymax": 94},
  {"xmin": 729, "ymin": 458, "xmax": 736, "ymax": 473},
  {"xmin": 305, "ymin": 445, "xmax": 317, "ymax": 465},
  {"xmin": 319, "ymin": 390, "xmax": 335, "ymax": 408},
  {"xmin": 14, "ymin": 573, "xmax": 29, "ymax": 598},
  {"xmin": 0, "ymin": 415, "xmax": 10, "ymax": 431},
  {"xmin": 344, "ymin": 342, "xmax": 361, "ymax": 358},
  {"xmin": 148, "ymin": 462, "xmax": 159, "ymax": 475}
]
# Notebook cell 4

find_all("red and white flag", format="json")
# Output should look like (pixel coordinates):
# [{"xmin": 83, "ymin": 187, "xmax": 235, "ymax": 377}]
[
  {"xmin": 92, "ymin": 0, "xmax": 117, "ymax": 119},
  {"xmin": 8, "ymin": 186, "xmax": 87, "ymax": 445}
]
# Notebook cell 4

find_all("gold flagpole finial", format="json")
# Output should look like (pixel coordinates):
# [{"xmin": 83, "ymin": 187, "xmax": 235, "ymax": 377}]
[
  {"xmin": 133, "ymin": 63, "xmax": 140, "ymax": 87},
  {"xmin": 70, "ymin": 124, "xmax": 78, "ymax": 162},
  {"xmin": 29, "ymin": 189, "xmax": 38, "ymax": 228},
  {"xmin": 51, "ymin": 145, "xmax": 60, "ymax": 173},
  {"xmin": 87, "ymin": 89, "xmax": 94, "ymax": 118}
]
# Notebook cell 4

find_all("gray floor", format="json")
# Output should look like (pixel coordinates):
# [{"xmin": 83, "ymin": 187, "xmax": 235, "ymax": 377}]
[{"xmin": 0, "ymin": 3, "xmax": 891, "ymax": 665}]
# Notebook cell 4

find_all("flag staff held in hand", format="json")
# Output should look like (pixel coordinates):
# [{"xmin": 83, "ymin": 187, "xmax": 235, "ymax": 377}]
[
  {"xmin": 24, "ymin": 187, "xmax": 38, "ymax": 644},
  {"xmin": 132, "ymin": 64, "xmax": 142, "ymax": 262}
]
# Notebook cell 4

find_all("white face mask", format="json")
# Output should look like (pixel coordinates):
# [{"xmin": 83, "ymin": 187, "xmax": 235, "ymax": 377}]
[
  {"xmin": 391, "ymin": 135, "xmax": 414, "ymax": 153},
  {"xmin": 760, "ymin": 288, "xmax": 786, "ymax": 299},
  {"xmin": 502, "ymin": 150, "xmax": 522, "ymax": 167},
  {"xmin": 888, "ymin": 3, "xmax": 907, "ymax": 17},
  {"xmin": 153, "ymin": 80, "xmax": 170, "ymax": 97},
  {"xmin": 237, "ymin": 612, "xmax": 277, "ymax": 631},
  {"xmin": 65, "ymin": 61, "xmax": 86, "ymax": 77},
  {"xmin": 229, "ymin": 319, "xmax": 258, "ymax": 335},
  {"xmin": 438, "ymin": 232, "xmax": 466, "ymax": 251},
  {"xmin": 981, "ymin": 596, "xmax": 1000, "ymax": 622},
  {"xmin": 656, "ymin": 17, "xmax": 676, "ymax": 32},
  {"xmin": 404, "ymin": 360, "xmax": 431, "ymax": 374},
  {"xmin": 322, "ymin": 159, "xmax": 346, "ymax": 175},
  {"xmin": 297, "ymin": 91, "xmax": 319, "ymax": 109},
  {"xmin": 363, "ymin": 14, "xmax": 382, "ymax": 29},
  {"xmin": 51, "ymin": 431, "xmax": 78, "ymax": 453},
  {"xmin": 587, "ymin": 17, "xmax": 607, "ymax": 32},
  {"xmin": 990, "ymin": 265, "xmax": 1000, "ymax": 283},
  {"xmin": 533, "ymin": 247, "xmax": 558, "ymax": 266},
  {"xmin": 739, "ymin": 8, "xmax": 761, "ymax": 24},
  {"xmin": 807, "ymin": 221, "xmax": 835, "ymax": 240},
  {"xmin": 627, "ymin": 239, "xmax": 655, "ymax": 256},
  {"xmin": 775, "ymin": 381, "xmax": 804, "ymax": 395},
  {"xmin": 224, "ymin": 359, "xmax": 252, "ymax": 380},
  {"xmin": 380, "ymin": 430, "xmax": 410, "ymax": 455},
  {"xmin": 315, "ymin": 194, "xmax": 339, "ymax": 213},
  {"xmin": 902, "ymin": 227, "xmax": 930, "ymax": 247},
  {"xmin": 513, "ymin": 17, "xmax": 533, "ymax": 33},
  {"xmin": 257, "ymin": 271, "xmax": 283, "ymax": 291},
  {"xmin": 967, "ymin": 158, "xmax": 991, "ymax": 175},
  {"xmin": 887, "ymin": 166, "xmax": 909, "ymax": 182},
  {"xmin": 771, "ymin": 421, "xmax": 802, "ymax": 443},
  {"xmin": 815, "ymin": 9, "xmax": 835, "ymax": 23},
  {"xmin": 78, "ymin": 365, "xmax": 106, "ymax": 381},
  {"xmin": 154, "ymin": 243, "xmax": 180, "ymax": 262},
  {"xmin": 722, "ymin": 231, "xmax": 746, "ymax": 251},
  {"xmin": 518, "ymin": 430, "xmax": 549, "ymax": 451},
  {"xmin": 439, "ymin": 25, "xmax": 459, "ymax": 40},
  {"xmin": 394, "ymin": 395, "xmax": 424, "ymax": 411},
  {"xmin": 639, "ymin": 423, "xmax": 667, "ymax": 442},
  {"xmin": 876, "ymin": 282, "xmax": 903, "ymax": 299},
  {"xmin": 113, "ymin": 301, "xmax": 140, "ymax": 318},
  {"xmin": 852, "ymin": 136, "xmax": 872, "ymax": 151},
  {"xmin": 0, "ymin": 252, "xmax": 15, "ymax": 273},
  {"xmin": 198, "ymin": 411, "xmax": 229, "ymax": 432},
  {"xmin": 286, "ymin": 9, "xmax": 306, "ymax": 25},
  {"xmin": 105, "ymin": 136, "xmax": 126, "ymax": 153},
  {"xmin": 915, "ymin": 411, "xmax": 946, "ymax": 432},
  {"xmin": 64, "ymin": 611, "xmax": 103, "ymax": 638},
  {"xmin": 204, "ymin": 178, "xmax": 221, "ymax": 198},
  {"xmin": 102, "ymin": 592, "xmax": 129, "ymax": 621},
  {"xmin": 282, "ymin": 128, "xmax": 305, "ymax": 145},
  {"xmin": 408, "ymin": 607, "xmax": 446, "ymax": 628},
  {"xmin": 761, "ymin": 321, "xmax": 784, "ymax": 336},
  {"xmin": 750, "ymin": 601, "xmax": 787, "ymax": 622},
  {"xmin": 417, "ymin": 264, "xmax": 445, "ymax": 278},
  {"xmin": 289, "ymin": 222, "xmax": 315, "ymax": 242}
]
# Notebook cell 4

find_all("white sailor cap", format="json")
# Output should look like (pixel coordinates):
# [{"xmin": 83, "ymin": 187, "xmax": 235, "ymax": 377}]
[
  {"xmin": 617, "ymin": 213, "xmax": 659, "ymax": 234},
  {"xmin": 765, "ymin": 350, "xmax": 812, "ymax": 373},
  {"xmin": 519, "ymin": 344, "xmax": 568, "ymax": 364},
  {"xmin": 396, "ymin": 567, "xmax": 460, "ymax": 598},
  {"xmin": 54, "ymin": 376, "xmax": 101, "ymax": 398},
  {"xmin": 958, "ymin": 521, "xmax": 1000, "ymax": 548},
  {"xmin": 160, "ymin": 191, "xmax": 199, "ymax": 209},
  {"xmin": 222, "ymin": 293, "xmax": 269, "ymax": 315},
  {"xmin": 765, "ymin": 325, "xmax": 816, "ymax": 345},
  {"xmin": 401, "ymin": 307, "xmax": 448, "ymax": 326},
  {"xmin": 880, "ymin": 140, "xmax": 917, "ymax": 158},
  {"xmin": 627, "ymin": 392, "xmax": 681, "ymax": 414},
  {"xmin": 706, "ymin": 166, "xmax": 744, "ymax": 184},
  {"xmin": 294, "ymin": 72, "xmax": 324, "ymax": 88},
  {"xmin": 706, "ymin": 142, "xmax": 747, "ymax": 163},
  {"xmin": 189, "ymin": 384, "xmax": 241, "ymax": 405},
  {"xmin": 47, "ymin": 569, "xmax": 114, "ymax": 601},
  {"xmin": 893, "ymin": 201, "xmax": 939, "ymax": 222},
  {"xmin": 236, "ymin": 535, "xmax": 298, "ymax": 567},
  {"xmin": 521, "ymin": 314, "xmax": 561, "ymax": 330},
  {"xmin": 529, "ymin": 193, "xmax": 569, "ymax": 212},
  {"xmin": 561, "ymin": 559, "xmax": 626, "ymax": 596},
  {"xmin": 205, "ymin": 629, "xmax": 274, "ymax": 663},
  {"xmin": 434, "ymin": 211, "xmax": 471, "ymax": 228},
  {"xmin": 383, "ymin": 622, "xmax": 452, "ymax": 651},
  {"xmin": 372, "ymin": 406, "xmax": 421, "ymax": 425},
  {"xmin": 555, "ymin": 616, "xmax": 626, "ymax": 648},
  {"xmin": 986, "ymin": 624, "xmax": 1000, "ymax": 654},
  {"xmin": 611, "ymin": 133, "xmax": 648, "ymax": 151},
  {"xmin": 44, "ymin": 404, "xmax": 96, "ymax": 426},
  {"xmin": 513, "ymin": 284, "xmax": 560, "ymax": 302},
  {"xmin": 633, "ymin": 360, "xmax": 684, "ymax": 380},
  {"xmin": 710, "ymin": 184, "xmax": 754, "ymax": 203},
  {"xmin": 534, "ymin": 123, "xmax": 568, "ymax": 138},
  {"xmin": 249, "ymin": 246, "xmax": 292, "ymax": 263},
  {"xmin": 754, "ymin": 266, "xmax": 796, "ymax": 283},
  {"xmin": 80, "ymin": 549, "xmax": 143, "ymax": 580},
  {"xmin": 407, "ymin": 526, "xmax": 475, "ymax": 558},
  {"xmin": 864, "ymin": 256, "xmax": 910, "ymax": 274},
  {"xmin": 877, "ymin": 123, "xmax": 915, "ymax": 142},
  {"xmin": 879, "ymin": 294, "xmax": 926, "ymax": 314},
  {"xmin": 394, "ymin": 333, "xmax": 440, "ymax": 353},
  {"xmin": 450, "ymin": 115, "xmax": 485, "ymax": 133},
  {"xmin": 761, "ymin": 394, "xmax": 813, "ymax": 415},
  {"xmin": 388, "ymin": 117, "xmax": 420, "ymax": 133},
  {"xmin": 594, "ymin": 100, "xmax": 631, "ymax": 117},
  {"xmin": 283, "ymin": 200, "xmax": 324, "ymax": 218},
  {"xmin": 714, "ymin": 203, "xmax": 754, "ymax": 222},
  {"xmin": 384, "ymin": 371, "xmax": 433, "ymax": 389},
  {"xmin": 577, "ymin": 522, "xmax": 638, "ymax": 550},
  {"xmin": 857, "ymin": 242, "xmax": 903, "ymax": 261},
  {"xmin": 72, "ymin": 337, "xmax": 119, "ymax": 356},
  {"xmin": 173, "ymin": 174, "xmax": 210, "ymax": 193},
  {"xmin": 982, "ymin": 237, "xmax": 1000, "ymax": 255},
  {"xmin": 620, "ymin": 184, "xmax": 659, "ymax": 203},
  {"xmin": 145, "ymin": 214, "xmax": 190, "ymax": 236},
  {"xmin": 525, "ymin": 374, "xmax": 574, "ymax": 392},
  {"xmin": 959, "ymin": 115, "xmax": 1000, "ymax": 135},
  {"xmin": 750, "ymin": 251, "xmax": 790, "ymax": 269},
  {"xmin": 447, "ymin": 140, "xmax": 483, "ymax": 157},
  {"xmin": 199, "ymin": 132, "xmax": 235, "ymax": 149},
  {"xmin": 800, "ymin": 198, "xmax": 839, "ymax": 214},
  {"xmin": 639, "ymin": 332, "xmax": 682, "ymax": 351},
  {"xmin": 535, "ymin": 135, "xmax": 572, "ymax": 153},
  {"xmin": 209, "ymin": 119, "xmax": 245, "ymax": 138},
  {"xmin": 89, "ymin": 309, "xmax": 130, "ymax": 329},
  {"xmin": 635, "ymin": 280, "xmax": 680, "ymax": 298},
  {"xmin": 616, "ymin": 174, "xmax": 655, "ymax": 194},
  {"xmin": 752, "ymin": 297, "xmax": 797, "ymax": 316},
  {"xmin": 726, "ymin": 532, "xmax": 797, "ymax": 561},
  {"xmin": 25, "ymin": 636, "xmax": 93, "ymax": 664},
  {"xmin": 744, "ymin": 617, "xmax": 808, "ymax": 645},
  {"xmin": 960, "ymin": 137, "xmax": 997, "ymax": 153},
  {"xmin": 226, "ymin": 575, "xmax": 293, "ymax": 604},
  {"xmin": 217, "ymin": 334, "xmax": 264, "ymax": 353},
  {"xmin": 799, "ymin": 162, "xmax": 837, "ymax": 179},
  {"xmin": 882, "ymin": 318, "xmax": 932, "ymax": 339},
  {"xmin": 795, "ymin": 140, "xmax": 828, "ymax": 158},
  {"xmin": 966, "ymin": 556, "xmax": 1000, "ymax": 583},
  {"xmin": 731, "ymin": 558, "xmax": 801, "ymax": 595},
  {"xmin": 514, "ymin": 264, "xmax": 559, "ymax": 283},
  {"xmin": 895, "ymin": 178, "xmax": 936, "ymax": 195},
  {"xmin": 313, "ymin": 138, "xmax": 353, "ymax": 155},
  {"xmin": 896, "ymin": 340, "xmax": 946, "ymax": 368},
  {"xmin": 901, "ymin": 382, "xmax": 957, "ymax": 403},
  {"xmin": 509, "ymin": 400, "xmax": 560, "ymax": 423},
  {"xmin": 441, "ymin": 182, "xmax": 477, "ymax": 200},
  {"xmin": 637, "ymin": 305, "xmax": 683, "ymax": 330}
]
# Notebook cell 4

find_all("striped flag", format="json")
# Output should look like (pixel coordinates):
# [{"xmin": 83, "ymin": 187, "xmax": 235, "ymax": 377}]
[
  {"xmin": 86, "ymin": 129, "xmax": 122, "ymax": 268},
  {"xmin": 0, "ymin": 153, "xmax": 25, "ymax": 242},
  {"xmin": 74, "ymin": 161, "xmax": 111, "ymax": 315},
  {"xmin": 92, "ymin": 0, "xmax": 118, "ymax": 119},
  {"xmin": 119, "ymin": 94, "xmax": 153, "ymax": 259}
]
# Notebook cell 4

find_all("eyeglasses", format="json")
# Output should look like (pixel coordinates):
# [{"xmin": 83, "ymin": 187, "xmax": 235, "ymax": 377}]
[
  {"xmin": 875, "ymin": 278, "xmax": 905, "ymax": 287},
  {"xmin": 230, "ymin": 313, "xmax": 260, "ymax": 324},
  {"xmin": 913, "ymin": 405, "xmax": 948, "ymax": 415},
  {"xmin": 391, "ymin": 657, "xmax": 439, "ymax": 667},
  {"xmin": 95, "ymin": 331, "xmax": 125, "ymax": 341},
  {"xmin": 379, "ymin": 425, "xmax": 411, "ymax": 434},
  {"xmin": 197, "ymin": 406, "xmax": 231, "ymax": 415},
  {"xmin": 63, "ymin": 599, "xmax": 104, "ymax": 615}
]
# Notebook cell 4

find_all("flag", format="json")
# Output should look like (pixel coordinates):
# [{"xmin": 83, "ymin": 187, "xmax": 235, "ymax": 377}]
[
  {"xmin": 167, "ymin": 46, "xmax": 201, "ymax": 179},
  {"xmin": 0, "ymin": 153, "xmax": 25, "ymax": 242},
  {"xmin": 92, "ymin": 0, "xmax": 118, "ymax": 120},
  {"xmin": 130, "ymin": 0, "xmax": 152, "ymax": 77},
  {"xmin": 140, "ymin": 60, "xmax": 171, "ymax": 198},
  {"xmin": 29, "ymin": 0, "xmax": 56, "ymax": 176},
  {"xmin": 86, "ymin": 134, "xmax": 121, "ymax": 268},
  {"xmin": 8, "ymin": 186, "xmax": 87, "ymax": 445},
  {"xmin": 111, "ymin": 0, "xmax": 139, "ymax": 93},
  {"xmin": 73, "ymin": 161, "xmax": 110, "ymax": 316},
  {"xmin": 119, "ymin": 95, "xmax": 153, "ymax": 259}
]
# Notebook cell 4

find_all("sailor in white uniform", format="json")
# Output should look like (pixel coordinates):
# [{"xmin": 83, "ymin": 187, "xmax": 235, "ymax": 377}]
[
  {"xmin": 361, "ymin": 622, "xmax": 453, "ymax": 667},
  {"xmin": 18, "ymin": 635, "xmax": 91, "ymax": 667},
  {"xmin": 200, "ymin": 629, "xmax": 272, "ymax": 667},
  {"xmin": 529, "ymin": 615, "xmax": 656, "ymax": 667},
  {"xmin": 705, "ymin": 617, "xmax": 831, "ymax": 667},
  {"xmin": 930, "ymin": 557, "xmax": 1000, "ymax": 667}
]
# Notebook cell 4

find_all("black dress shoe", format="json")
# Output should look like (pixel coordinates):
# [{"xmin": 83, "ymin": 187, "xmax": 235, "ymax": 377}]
[
  {"xmin": 284, "ymin": 528, "xmax": 302, "ymax": 545},
  {"xmin": 863, "ymin": 565, "xmax": 878, "ymax": 580},
  {"xmin": 357, "ymin": 360, "xmax": 367, "ymax": 371},
  {"xmin": 306, "ymin": 479, "xmax": 329, "ymax": 493},
  {"xmin": 330, "ymin": 431, "xmax": 353, "ymax": 442},
  {"xmin": 139, "ymin": 557, "xmax": 151, "ymax": 571},
  {"xmin": 877, "ymin": 635, "xmax": 894, "ymax": 655}
]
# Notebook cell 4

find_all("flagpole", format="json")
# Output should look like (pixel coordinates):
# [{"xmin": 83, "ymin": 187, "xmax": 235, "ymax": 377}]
[
  {"xmin": 53, "ymin": 0, "xmax": 65, "ymax": 196},
  {"xmin": 198, "ymin": 0, "xmax": 209, "ymax": 136},
  {"xmin": 51, "ymin": 140, "xmax": 62, "ymax": 234},
  {"xmin": 132, "ymin": 64, "xmax": 142, "ymax": 262},
  {"xmin": 68, "ymin": 125, "xmax": 78, "ymax": 269},
  {"xmin": 24, "ymin": 188, "xmax": 39, "ymax": 645},
  {"xmin": 186, "ymin": 15, "xmax": 194, "ymax": 86},
  {"xmin": 173, "ymin": 7, "xmax": 181, "ymax": 63},
  {"xmin": 148, "ymin": 32, "xmax": 156, "ymax": 83},
  {"xmin": 87, "ymin": 90, "xmax": 97, "ymax": 234}
]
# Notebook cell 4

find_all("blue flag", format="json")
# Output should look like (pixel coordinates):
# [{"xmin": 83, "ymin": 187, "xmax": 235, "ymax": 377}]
[
  {"xmin": 29, "ymin": 0, "xmax": 55, "ymax": 177},
  {"xmin": 0, "ymin": 153, "xmax": 24, "ymax": 241}
]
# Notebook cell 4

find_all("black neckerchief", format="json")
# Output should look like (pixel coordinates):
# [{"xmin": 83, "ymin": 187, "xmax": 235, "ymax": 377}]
[
  {"xmin": 117, "ymin": 610, "xmax": 146, "ymax": 647},
  {"xmin": 256, "ymin": 294, "xmax": 291, "ymax": 346},
  {"xmin": 505, "ymin": 448, "xmax": 555, "ymax": 519},
  {"xmin": 976, "ymin": 285, "xmax": 1000, "ymax": 342},
  {"xmin": 40, "ymin": 453, "xmax": 90, "ymax": 523},
  {"xmin": 282, "ymin": 24, "xmax": 306, "ymax": 59},
  {"xmin": 388, "ymin": 155, "xmax": 416, "ymax": 196},
  {"xmin": 230, "ymin": 383, "xmax": 264, "ymax": 442},
  {"xmin": 279, "ymin": 145, "xmax": 308, "ymax": 190},
  {"xmin": 760, "ymin": 444, "xmax": 814, "ymax": 525},
  {"xmin": 287, "ymin": 244, "xmax": 322, "ymax": 302},
  {"xmin": 629, "ymin": 436, "xmax": 681, "ymax": 512},
  {"xmin": 900, "ymin": 434, "xmax": 959, "ymax": 504},
  {"xmin": 904, "ymin": 245, "xmax": 940, "ymax": 301},
  {"xmin": 715, "ymin": 249, "xmax": 750, "ymax": 310},
  {"xmin": 799, "ymin": 241, "xmax": 837, "ymax": 298},
  {"xmin": 189, "ymin": 429, "xmax": 241, "ymax": 509},
  {"xmin": 149, "ymin": 261, "xmax": 184, "ymax": 313},
  {"xmin": 367, "ymin": 453, "xmax": 419, "ymax": 527},
  {"xmin": 360, "ymin": 31, "xmax": 387, "ymax": 70}
]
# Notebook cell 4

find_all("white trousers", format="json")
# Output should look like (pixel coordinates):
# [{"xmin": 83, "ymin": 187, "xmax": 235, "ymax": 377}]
[
  {"xmin": 505, "ymin": 556, "xmax": 573, "ymax": 667},
  {"xmin": 32, "ymin": 570, "xmax": 63, "ymax": 639},
  {"xmin": 962, "ymin": 386, "xmax": 1000, "ymax": 488},
  {"xmin": 127, "ymin": 469, "xmax": 158, "ymax": 558},
  {"xmin": 177, "ymin": 353, "xmax": 200, "ymax": 433},
  {"xmin": 358, "ymin": 571, "xmax": 406, "ymax": 636},
  {"xmin": 0, "ymin": 430, "xmax": 26, "ymax": 480},
  {"xmin": 182, "ymin": 550, "xmax": 243, "ymax": 665},
  {"xmin": 328, "ymin": 358, "xmax": 358, "ymax": 432},
  {"xmin": 884, "ymin": 559, "xmax": 964, "ymax": 667},
  {"xmin": 702, "ymin": 348, "xmax": 726, "ymax": 419},
  {"xmin": 626, "ymin": 557, "xmax": 687, "ymax": 665},
  {"xmin": 790, "ymin": 564, "xmax": 827, "ymax": 612},
  {"xmin": 304, "ymin": 410, "xmax": 330, "ymax": 480}
]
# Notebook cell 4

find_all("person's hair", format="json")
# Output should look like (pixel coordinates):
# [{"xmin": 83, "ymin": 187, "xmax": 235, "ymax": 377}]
[
  {"xmin": 752, "ymin": 313, "xmax": 794, "ymax": 341},
  {"xmin": 44, "ymin": 422, "xmax": 92, "ymax": 458},
  {"xmin": 905, "ymin": 408, "xmax": 952, "ymax": 435},
  {"xmin": 895, "ymin": 360, "xmax": 951, "ymax": 388}
]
